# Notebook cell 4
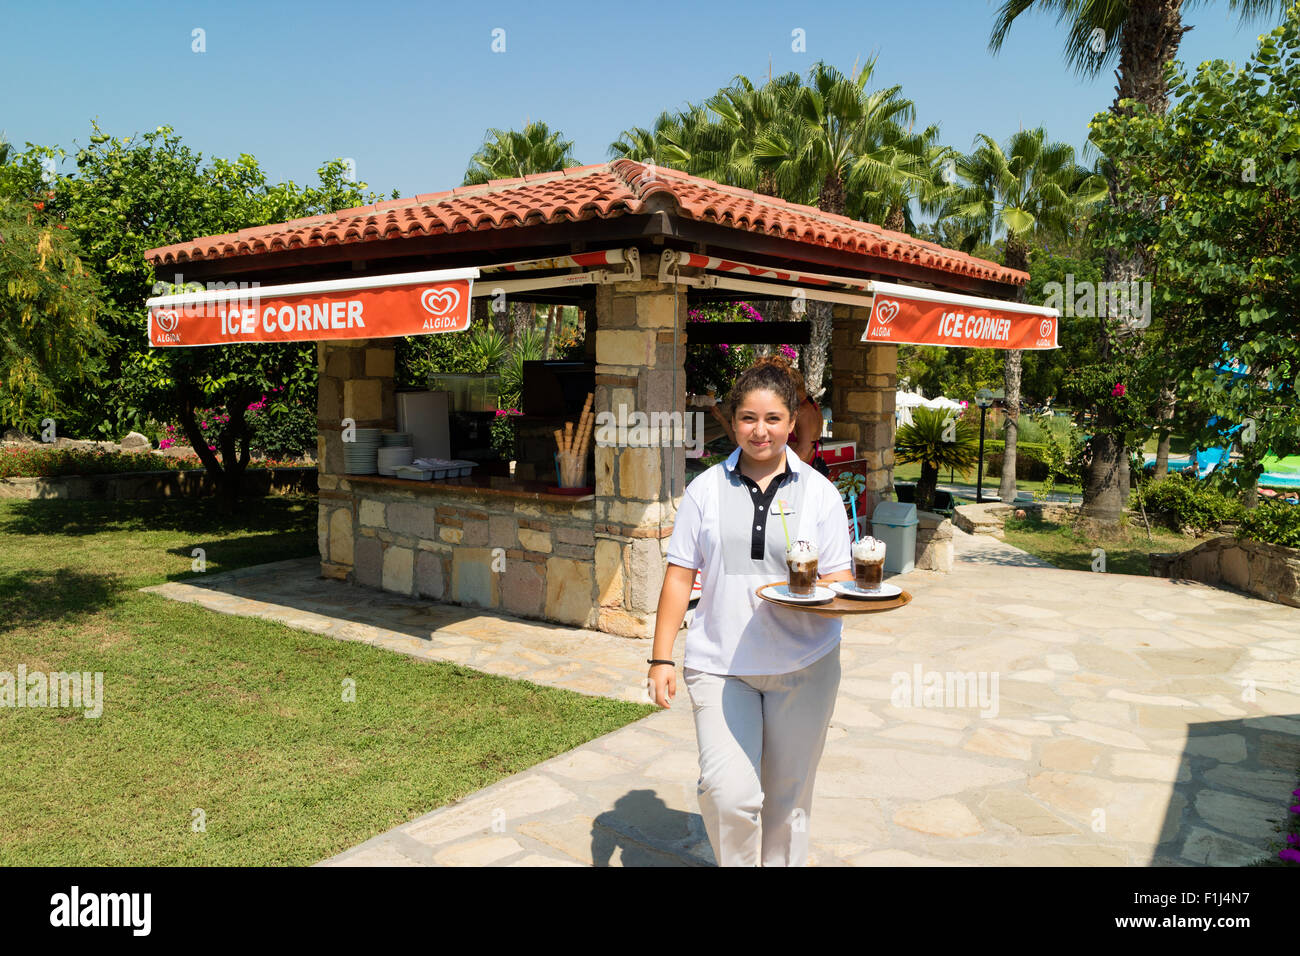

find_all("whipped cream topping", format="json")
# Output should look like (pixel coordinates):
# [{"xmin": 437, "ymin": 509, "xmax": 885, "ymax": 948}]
[
  {"xmin": 852, "ymin": 535, "xmax": 887, "ymax": 562},
  {"xmin": 786, "ymin": 539, "xmax": 819, "ymax": 560}
]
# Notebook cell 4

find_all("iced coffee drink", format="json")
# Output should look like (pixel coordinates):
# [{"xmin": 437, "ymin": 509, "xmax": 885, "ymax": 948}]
[
  {"xmin": 785, "ymin": 539, "xmax": 819, "ymax": 597},
  {"xmin": 852, "ymin": 536, "xmax": 887, "ymax": 591}
]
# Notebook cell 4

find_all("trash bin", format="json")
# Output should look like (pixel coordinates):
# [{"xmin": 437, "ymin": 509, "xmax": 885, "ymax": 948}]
[{"xmin": 871, "ymin": 501, "xmax": 917, "ymax": 575}]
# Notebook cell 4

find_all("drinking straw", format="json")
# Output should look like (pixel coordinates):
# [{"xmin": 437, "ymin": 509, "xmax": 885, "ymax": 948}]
[
  {"xmin": 554, "ymin": 453, "xmax": 562, "ymax": 486},
  {"xmin": 850, "ymin": 495, "xmax": 859, "ymax": 542},
  {"xmin": 777, "ymin": 499, "xmax": 791, "ymax": 550}
]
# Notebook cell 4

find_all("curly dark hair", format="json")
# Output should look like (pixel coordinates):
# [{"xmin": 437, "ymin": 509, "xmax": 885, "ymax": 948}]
[{"xmin": 726, "ymin": 355, "xmax": 799, "ymax": 423}]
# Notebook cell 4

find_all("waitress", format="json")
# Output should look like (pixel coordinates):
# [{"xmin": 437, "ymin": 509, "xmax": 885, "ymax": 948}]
[{"xmin": 648, "ymin": 355, "xmax": 852, "ymax": 866}]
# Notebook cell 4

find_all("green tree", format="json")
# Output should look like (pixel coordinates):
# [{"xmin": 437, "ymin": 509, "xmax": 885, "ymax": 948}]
[
  {"xmin": 463, "ymin": 121, "xmax": 577, "ymax": 347},
  {"xmin": 0, "ymin": 195, "xmax": 109, "ymax": 430},
  {"xmin": 941, "ymin": 128, "xmax": 1105, "ymax": 502},
  {"xmin": 1088, "ymin": 5, "xmax": 1300, "ymax": 507},
  {"xmin": 895, "ymin": 406, "xmax": 981, "ymax": 512},
  {"xmin": 989, "ymin": 0, "xmax": 1286, "ymax": 531},
  {"xmin": 43, "ymin": 122, "xmax": 395, "ymax": 508}
]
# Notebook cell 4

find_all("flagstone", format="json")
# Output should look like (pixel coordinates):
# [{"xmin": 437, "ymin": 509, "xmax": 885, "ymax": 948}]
[
  {"xmin": 977, "ymin": 791, "xmax": 1077, "ymax": 836},
  {"xmin": 962, "ymin": 727, "xmax": 1034, "ymax": 761},
  {"xmin": 876, "ymin": 723, "xmax": 965, "ymax": 747},
  {"xmin": 542, "ymin": 749, "xmax": 638, "ymax": 781},
  {"xmin": 1202, "ymin": 764, "xmax": 1295, "ymax": 802},
  {"xmin": 1039, "ymin": 738, "xmax": 1103, "ymax": 772},
  {"xmin": 1194, "ymin": 790, "xmax": 1281, "ymax": 840},
  {"xmin": 830, "ymin": 699, "xmax": 887, "ymax": 729},
  {"xmin": 594, "ymin": 727, "xmax": 675, "ymax": 762},
  {"xmin": 1180, "ymin": 827, "xmax": 1268, "ymax": 866},
  {"xmin": 1059, "ymin": 720, "xmax": 1150, "ymax": 751},
  {"xmin": 893, "ymin": 797, "xmax": 983, "ymax": 837},
  {"xmin": 506, "ymin": 853, "xmax": 585, "ymax": 866},
  {"xmin": 815, "ymin": 751, "xmax": 1021, "ymax": 800},
  {"xmin": 1253, "ymin": 715, "xmax": 1300, "ymax": 736},
  {"xmin": 1109, "ymin": 752, "xmax": 1189, "ymax": 782},
  {"xmin": 1257, "ymin": 733, "xmax": 1300, "ymax": 770},
  {"xmin": 1105, "ymin": 689, "xmax": 1194, "ymax": 707},
  {"xmin": 880, "ymin": 705, "xmax": 972, "ymax": 729},
  {"xmin": 1027, "ymin": 772, "xmax": 1179, "ymax": 844},
  {"xmin": 987, "ymin": 718, "xmax": 1054, "ymax": 737},
  {"xmin": 844, "ymin": 848, "xmax": 973, "ymax": 866},
  {"xmin": 1183, "ymin": 734, "xmax": 1248, "ymax": 762},
  {"xmin": 434, "ymin": 835, "xmax": 525, "ymax": 866},
  {"xmin": 325, "ymin": 840, "xmax": 426, "ymax": 867},
  {"xmin": 1069, "ymin": 700, "xmax": 1134, "ymax": 725}
]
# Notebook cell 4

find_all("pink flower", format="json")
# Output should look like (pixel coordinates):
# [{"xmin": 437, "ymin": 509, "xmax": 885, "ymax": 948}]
[
  {"xmin": 208, "ymin": 444, "xmax": 216, "ymax": 451},
  {"xmin": 159, "ymin": 439, "xmax": 173, "ymax": 449},
  {"xmin": 200, "ymin": 422, "xmax": 207, "ymax": 429},
  {"xmin": 1111, "ymin": 383, "xmax": 1126, "ymax": 397}
]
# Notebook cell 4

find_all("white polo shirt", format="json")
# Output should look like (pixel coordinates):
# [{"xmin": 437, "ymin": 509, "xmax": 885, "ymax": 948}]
[{"xmin": 665, "ymin": 444, "xmax": 852, "ymax": 676}]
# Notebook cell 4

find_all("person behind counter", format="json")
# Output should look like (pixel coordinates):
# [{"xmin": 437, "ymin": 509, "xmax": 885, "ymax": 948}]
[
  {"xmin": 650, "ymin": 353, "xmax": 852, "ymax": 866},
  {"xmin": 708, "ymin": 358, "xmax": 824, "ymax": 466}
]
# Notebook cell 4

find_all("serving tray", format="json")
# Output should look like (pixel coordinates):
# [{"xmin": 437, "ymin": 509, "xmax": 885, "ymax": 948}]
[{"xmin": 755, "ymin": 581, "xmax": 911, "ymax": 616}]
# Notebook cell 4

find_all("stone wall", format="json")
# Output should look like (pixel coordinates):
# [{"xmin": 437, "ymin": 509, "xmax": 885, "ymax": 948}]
[
  {"xmin": 954, "ymin": 500, "xmax": 1082, "ymax": 537},
  {"xmin": 320, "ymin": 476, "xmax": 599, "ymax": 626},
  {"xmin": 591, "ymin": 256, "xmax": 690, "ymax": 638},
  {"xmin": 830, "ymin": 304, "xmax": 896, "ymax": 516},
  {"xmin": 914, "ymin": 511, "xmax": 954, "ymax": 572},
  {"xmin": 0, "ymin": 467, "xmax": 317, "ymax": 500},
  {"xmin": 1150, "ymin": 535, "xmax": 1300, "ymax": 608}
]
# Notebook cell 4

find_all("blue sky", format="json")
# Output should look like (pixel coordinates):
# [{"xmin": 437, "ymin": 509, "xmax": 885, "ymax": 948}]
[{"xmin": 0, "ymin": 0, "xmax": 1280, "ymax": 201}]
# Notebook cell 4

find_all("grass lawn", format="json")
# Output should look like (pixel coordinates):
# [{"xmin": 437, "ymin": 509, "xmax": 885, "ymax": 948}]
[
  {"xmin": 0, "ymin": 495, "xmax": 653, "ymax": 865},
  {"xmin": 892, "ymin": 460, "xmax": 1083, "ymax": 499},
  {"xmin": 999, "ymin": 512, "xmax": 1203, "ymax": 575}
]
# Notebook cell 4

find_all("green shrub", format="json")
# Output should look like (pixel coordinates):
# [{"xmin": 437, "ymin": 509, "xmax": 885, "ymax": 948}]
[
  {"xmin": 1239, "ymin": 499, "xmax": 1300, "ymax": 549},
  {"xmin": 249, "ymin": 398, "xmax": 317, "ymax": 459},
  {"xmin": 1133, "ymin": 473, "xmax": 1246, "ymax": 534},
  {"xmin": 984, "ymin": 442, "xmax": 1050, "ymax": 481}
]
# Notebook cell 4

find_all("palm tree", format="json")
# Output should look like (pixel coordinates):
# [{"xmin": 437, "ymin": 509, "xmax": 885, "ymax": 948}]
[
  {"xmin": 942, "ymin": 128, "xmax": 1106, "ymax": 503},
  {"xmin": 847, "ymin": 121, "xmax": 953, "ymax": 233},
  {"xmin": 752, "ymin": 58, "xmax": 921, "ymax": 398},
  {"xmin": 896, "ymin": 406, "xmax": 981, "ymax": 512},
  {"xmin": 988, "ymin": 0, "xmax": 1285, "ymax": 529},
  {"xmin": 463, "ymin": 121, "xmax": 577, "ymax": 345},
  {"xmin": 463, "ymin": 121, "xmax": 576, "ymax": 185}
]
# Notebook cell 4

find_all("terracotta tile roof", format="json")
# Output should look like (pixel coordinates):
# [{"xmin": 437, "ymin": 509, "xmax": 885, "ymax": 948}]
[{"xmin": 144, "ymin": 160, "xmax": 1026, "ymax": 286}]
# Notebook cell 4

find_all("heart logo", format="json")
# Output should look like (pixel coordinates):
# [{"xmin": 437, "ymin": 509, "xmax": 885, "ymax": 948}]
[
  {"xmin": 420, "ymin": 286, "xmax": 461, "ymax": 317},
  {"xmin": 1039, "ymin": 318, "xmax": 1053, "ymax": 339},
  {"xmin": 875, "ymin": 299, "xmax": 899, "ymax": 325},
  {"xmin": 155, "ymin": 309, "xmax": 179, "ymax": 333}
]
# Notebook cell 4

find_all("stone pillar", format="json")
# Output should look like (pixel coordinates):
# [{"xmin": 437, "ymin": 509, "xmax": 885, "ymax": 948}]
[
  {"xmin": 831, "ymin": 304, "xmax": 897, "ymax": 521},
  {"xmin": 316, "ymin": 338, "xmax": 396, "ymax": 581},
  {"xmin": 592, "ymin": 252, "xmax": 690, "ymax": 638}
]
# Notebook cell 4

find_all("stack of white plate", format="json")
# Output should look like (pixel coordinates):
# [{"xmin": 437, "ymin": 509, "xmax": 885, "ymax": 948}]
[
  {"xmin": 343, "ymin": 428, "xmax": 382, "ymax": 474},
  {"xmin": 377, "ymin": 445, "xmax": 414, "ymax": 476},
  {"xmin": 380, "ymin": 431, "xmax": 412, "ymax": 447}
]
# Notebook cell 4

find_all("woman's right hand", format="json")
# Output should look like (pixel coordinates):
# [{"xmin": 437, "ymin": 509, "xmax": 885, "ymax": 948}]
[{"xmin": 647, "ymin": 663, "xmax": 676, "ymax": 708}]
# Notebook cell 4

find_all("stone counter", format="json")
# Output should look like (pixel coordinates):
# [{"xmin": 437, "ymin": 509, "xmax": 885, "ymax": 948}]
[{"xmin": 318, "ymin": 471, "xmax": 600, "ymax": 628}]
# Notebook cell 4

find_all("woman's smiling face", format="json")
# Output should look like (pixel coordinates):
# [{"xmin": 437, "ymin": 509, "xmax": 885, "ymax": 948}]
[{"xmin": 732, "ymin": 387, "xmax": 793, "ymax": 463}]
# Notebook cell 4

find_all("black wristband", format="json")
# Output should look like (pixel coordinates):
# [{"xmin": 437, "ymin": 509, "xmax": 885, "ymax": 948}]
[{"xmin": 647, "ymin": 659, "xmax": 675, "ymax": 667}]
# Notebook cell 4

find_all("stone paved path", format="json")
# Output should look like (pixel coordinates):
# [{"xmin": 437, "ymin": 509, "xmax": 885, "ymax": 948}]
[{"xmin": 142, "ymin": 530, "xmax": 1300, "ymax": 866}]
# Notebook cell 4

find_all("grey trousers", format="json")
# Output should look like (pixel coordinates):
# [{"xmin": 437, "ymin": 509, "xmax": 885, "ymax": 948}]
[{"xmin": 683, "ymin": 642, "xmax": 841, "ymax": 867}]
